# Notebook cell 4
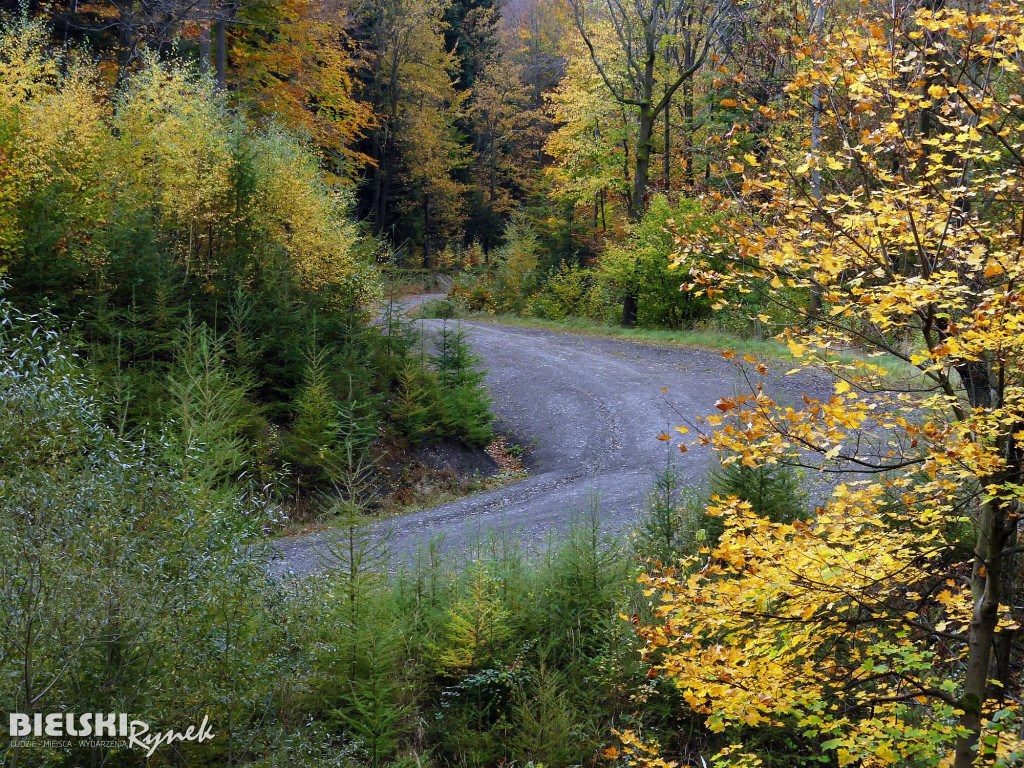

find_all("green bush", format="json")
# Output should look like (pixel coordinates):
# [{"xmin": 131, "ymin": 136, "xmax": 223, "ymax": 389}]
[
  {"xmin": 634, "ymin": 457, "xmax": 714, "ymax": 565},
  {"xmin": 0, "ymin": 298, "xmax": 290, "ymax": 768},
  {"xmin": 0, "ymin": 21, "xmax": 497, "ymax": 509},
  {"xmin": 597, "ymin": 196, "xmax": 715, "ymax": 330},
  {"xmin": 528, "ymin": 261, "xmax": 612, "ymax": 321},
  {"xmin": 431, "ymin": 322, "xmax": 493, "ymax": 446}
]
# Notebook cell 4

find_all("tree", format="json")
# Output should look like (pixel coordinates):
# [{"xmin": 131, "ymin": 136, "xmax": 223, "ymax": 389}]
[
  {"xmin": 467, "ymin": 50, "xmax": 535, "ymax": 252},
  {"xmin": 567, "ymin": 0, "xmax": 725, "ymax": 220},
  {"xmin": 355, "ymin": 0, "xmax": 467, "ymax": 254},
  {"xmin": 232, "ymin": 0, "xmax": 373, "ymax": 179},
  {"xmin": 566, "ymin": 0, "xmax": 726, "ymax": 324},
  {"xmin": 641, "ymin": 0, "xmax": 1024, "ymax": 765}
]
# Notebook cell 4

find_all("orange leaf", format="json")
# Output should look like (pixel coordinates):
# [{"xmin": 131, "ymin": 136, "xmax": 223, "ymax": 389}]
[{"xmin": 715, "ymin": 398, "xmax": 737, "ymax": 412}]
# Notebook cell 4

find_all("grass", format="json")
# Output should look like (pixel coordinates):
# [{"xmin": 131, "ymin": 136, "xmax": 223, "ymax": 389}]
[{"xmin": 482, "ymin": 312, "xmax": 794, "ymax": 358}]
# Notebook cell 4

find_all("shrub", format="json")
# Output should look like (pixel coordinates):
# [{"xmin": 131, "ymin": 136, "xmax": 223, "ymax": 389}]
[
  {"xmin": 597, "ymin": 196, "xmax": 715, "ymax": 329},
  {"xmin": 0, "ymin": 297, "xmax": 285, "ymax": 768},
  {"xmin": 529, "ymin": 261, "xmax": 611, "ymax": 321},
  {"xmin": 431, "ymin": 322, "xmax": 494, "ymax": 446},
  {"xmin": 489, "ymin": 212, "xmax": 541, "ymax": 312}
]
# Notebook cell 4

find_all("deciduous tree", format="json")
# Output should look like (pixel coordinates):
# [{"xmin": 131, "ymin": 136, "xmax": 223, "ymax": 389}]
[{"xmin": 642, "ymin": 1, "xmax": 1024, "ymax": 765}]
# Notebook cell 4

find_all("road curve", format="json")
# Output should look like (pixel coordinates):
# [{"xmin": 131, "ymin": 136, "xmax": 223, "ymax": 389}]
[{"xmin": 273, "ymin": 313, "xmax": 820, "ymax": 576}]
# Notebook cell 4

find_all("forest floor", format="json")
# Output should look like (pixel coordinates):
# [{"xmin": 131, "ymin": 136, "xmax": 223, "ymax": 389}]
[{"xmin": 273, "ymin": 298, "xmax": 830, "ymax": 575}]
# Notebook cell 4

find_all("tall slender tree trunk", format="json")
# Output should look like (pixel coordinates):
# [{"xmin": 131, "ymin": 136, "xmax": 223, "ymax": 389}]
[
  {"xmin": 808, "ymin": 0, "xmax": 826, "ymax": 317},
  {"xmin": 663, "ymin": 88, "xmax": 671, "ymax": 191},
  {"xmin": 215, "ymin": 10, "xmax": 227, "ymax": 91},
  {"xmin": 370, "ymin": 130, "xmax": 386, "ymax": 230},
  {"xmin": 683, "ymin": 77, "xmax": 694, "ymax": 186},
  {"xmin": 199, "ymin": 0, "xmax": 212, "ymax": 76},
  {"xmin": 422, "ymin": 193, "xmax": 431, "ymax": 269},
  {"xmin": 631, "ymin": 103, "xmax": 654, "ymax": 220},
  {"xmin": 623, "ymin": 55, "xmax": 656, "ymax": 328},
  {"xmin": 117, "ymin": 0, "xmax": 135, "ymax": 81},
  {"xmin": 953, "ymin": 495, "xmax": 1010, "ymax": 768}
]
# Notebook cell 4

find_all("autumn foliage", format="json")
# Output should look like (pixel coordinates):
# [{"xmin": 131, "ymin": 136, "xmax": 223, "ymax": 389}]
[{"xmin": 621, "ymin": 0, "xmax": 1024, "ymax": 766}]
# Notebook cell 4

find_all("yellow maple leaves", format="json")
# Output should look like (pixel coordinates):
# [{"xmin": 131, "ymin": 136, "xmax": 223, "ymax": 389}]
[{"xmin": 630, "ymin": 0, "xmax": 1024, "ymax": 765}]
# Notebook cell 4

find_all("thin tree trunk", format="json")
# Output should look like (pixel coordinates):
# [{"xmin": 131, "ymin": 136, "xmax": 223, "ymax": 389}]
[
  {"xmin": 117, "ymin": 0, "xmax": 136, "ymax": 81},
  {"xmin": 199, "ymin": 0, "xmax": 211, "ymax": 76},
  {"xmin": 808, "ymin": 0, "xmax": 826, "ymax": 317},
  {"xmin": 663, "ymin": 88, "xmax": 671, "ymax": 191},
  {"xmin": 422, "ymin": 193, "xmax": 431, "ymax": 269},
  {"xmin": 623, "ymin": 57, "xmax": 656, "ymax": 328},
  {"xmin": 683, "ymin": 77, "xmax": 694, "ymax": 187},
  {"xmin": 215, "ymin": 11, "xmax": 227, "ymax": 90},
  {"xmin": 631, "ymin": 102, "xmax": 654, "ymax": 220}
]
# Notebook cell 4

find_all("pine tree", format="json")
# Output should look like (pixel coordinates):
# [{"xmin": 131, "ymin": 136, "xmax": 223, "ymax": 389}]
[
  {"xmin": 709, "ymin": 457, "xmax": 805, "ymax": 525},
  {"xmin": 165, "ymin": 317, "xmax": 254, "ymax": 486},
  {"xmin": 431, "ymin": 322, "xmax": 493, "ymax": 445}
]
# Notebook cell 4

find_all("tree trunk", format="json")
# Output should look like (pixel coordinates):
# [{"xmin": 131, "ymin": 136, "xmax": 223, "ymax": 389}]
[
  {"xmin": 620, "ymin": 54, "xmax": 657, "ymax": 328},
  {"xmin": 808, "ymin": 1, "xmax": 826, "ymax": 318},
  {"xmin": 422, "ymin": 193, "xmax": 431, "ymax": 270},
  {"xmin": 683, "ymin": 77, "xmax": 694, "ymax": 187},
  {"xmin": 116, "ymin": 0, "xmax": 135, "ymax": 81},
  {"xmin": 215, "ymin": 13, "xmax": 227, "ymax": 91},
  {"xmin": 631, "ymin": 102, "xmax": 654, "ymax": 220},
  {"xmin": 953, "ymin": 497, "xmax": 1009, "ymax": 768},
  {"xmin": 199, "ymin": 0, "xmax": 212, "ymax": 76},
  {"xmin": 622, "ymin": 293, "xmax": 638, "ymax": 328},
  {"xmin": 663, "ymin": 89, "xmax": 671, "ymax": 191}
]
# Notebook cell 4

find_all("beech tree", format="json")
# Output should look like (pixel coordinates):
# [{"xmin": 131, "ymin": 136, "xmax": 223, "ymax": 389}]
[
  {"xmin": 232, "ymin": 0, "xmax": 373, "ymax": 178},
  {"xmin": 633, "ymin": 0, "xmax": 1024, "ymax": 765}
]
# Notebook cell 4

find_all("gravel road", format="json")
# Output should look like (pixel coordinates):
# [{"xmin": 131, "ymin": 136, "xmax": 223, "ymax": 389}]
[{"xmin": 273, "ymin": 306, "xmax": 823, "ymax": 576}]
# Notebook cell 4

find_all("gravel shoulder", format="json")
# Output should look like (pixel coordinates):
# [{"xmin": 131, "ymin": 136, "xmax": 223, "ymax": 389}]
[{"xmin": 272, "ymin": 313, "xmax": 824, "ymax": 576}]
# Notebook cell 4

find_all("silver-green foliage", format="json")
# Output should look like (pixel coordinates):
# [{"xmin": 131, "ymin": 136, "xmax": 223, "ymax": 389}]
[{"xmin": 0, "ymin": 297, "xmax": 287, "ymax": 767}]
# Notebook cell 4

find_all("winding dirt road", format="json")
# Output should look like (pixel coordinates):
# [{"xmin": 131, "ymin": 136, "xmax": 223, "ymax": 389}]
[{"xmin": 273, "ymin": 309, "xmax": 821, "ymax": 575}]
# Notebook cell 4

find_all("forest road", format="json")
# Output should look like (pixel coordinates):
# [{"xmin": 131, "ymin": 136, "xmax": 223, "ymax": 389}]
[{"xmin": 272, "ymin": 301, "xmax": 821, "ymax": 576}]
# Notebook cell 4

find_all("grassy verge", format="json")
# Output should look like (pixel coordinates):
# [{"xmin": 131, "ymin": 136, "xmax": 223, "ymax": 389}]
[{"xmin": 477, "ymin": 312, "xmax": 794, "ymax": 358}]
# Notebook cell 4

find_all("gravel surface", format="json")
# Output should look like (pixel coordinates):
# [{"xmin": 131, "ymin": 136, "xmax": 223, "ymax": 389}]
[{"xmin": 272, "ymin": 305, "xmax": 826, "ymax": 576}]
